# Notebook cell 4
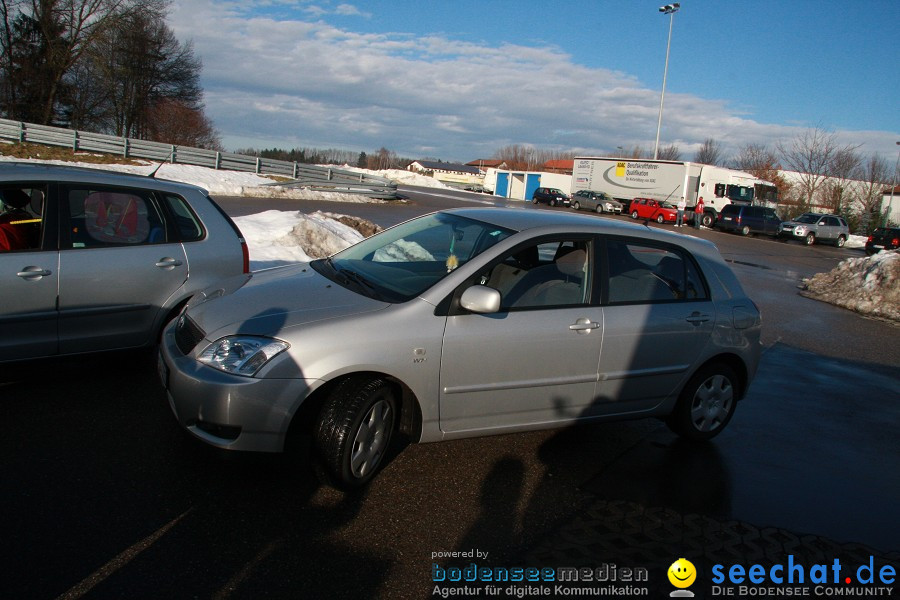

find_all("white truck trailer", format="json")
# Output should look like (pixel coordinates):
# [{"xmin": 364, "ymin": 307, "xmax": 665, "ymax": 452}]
[{"xmin": 572, "ymin": 158, "xmax": 778, "ymax": 227}]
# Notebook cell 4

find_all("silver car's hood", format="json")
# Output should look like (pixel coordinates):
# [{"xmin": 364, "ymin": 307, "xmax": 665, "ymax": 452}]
[{"xmin": 187, "ymin": 263, "xmax": 390, "ymax": 339}]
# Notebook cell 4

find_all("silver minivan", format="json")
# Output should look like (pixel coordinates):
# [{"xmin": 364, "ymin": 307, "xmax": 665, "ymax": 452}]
[
  {"xmin": 0, "ymin": 162, "xmax": 248, "ymax": 362},
  {"xmin": 160, "ymin": 208, "xmax": 762, "ymax": 489}
]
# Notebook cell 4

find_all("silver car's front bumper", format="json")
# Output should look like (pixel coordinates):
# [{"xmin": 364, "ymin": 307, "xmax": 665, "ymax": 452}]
[{"xmin": 159, "ymin": 324, "xmax": 314, "ymax": 453}]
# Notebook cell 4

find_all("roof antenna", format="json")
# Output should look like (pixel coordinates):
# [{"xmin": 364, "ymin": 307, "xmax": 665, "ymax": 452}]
[{"xmin": 147, "ymin": 162, "xmax": 164, "ymax": 178}]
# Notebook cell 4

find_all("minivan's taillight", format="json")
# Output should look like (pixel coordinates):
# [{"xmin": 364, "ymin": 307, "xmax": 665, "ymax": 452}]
[
  {"xmin": 240, "ymin": 239, "xmax": 250, "ymax": 274},
  {"xmin": 892, "ymin": 237, "xmax": 899, "ymax": 247}
]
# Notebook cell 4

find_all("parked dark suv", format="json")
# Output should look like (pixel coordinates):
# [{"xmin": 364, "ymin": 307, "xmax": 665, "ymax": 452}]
[
  {"xmin": 716, "ymin": 204, "xmax": 781, "ymax": 237},
  {"xmin": 865, "ymin": 227, "xmax": 900, "ymax": 255},
  {"xmin": 531, "ymin": 187, "xmax": 570, "ymax": 207}
]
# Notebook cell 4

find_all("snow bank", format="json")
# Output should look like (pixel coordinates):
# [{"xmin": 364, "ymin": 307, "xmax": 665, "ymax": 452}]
[
  {"xmin": 0, "ymin": 155, "xmax": 425, "ymax": 199},
  {"xmin": 339, "ymin": 165, "xmax": 455, "ymax": 189},
  {"xmin": 801, "ymin": 250, "xmax": 900, "ymax": 322},
  {"xmin": 234, "ymin": 210, "xmax": 378, "ymax": 270}
]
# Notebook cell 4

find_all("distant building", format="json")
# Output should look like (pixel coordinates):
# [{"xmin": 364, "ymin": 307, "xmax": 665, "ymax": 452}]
[
  {"xmin": 408, "ymin": 160, "xmax": 483, "ymax": 186},
  {"xmin": 542, "ymin": 159, "xmax": 574, "ymax": 175},
  {"xmin": 466, "ymin": 159, "xmax": 508, "ymax": 170}
]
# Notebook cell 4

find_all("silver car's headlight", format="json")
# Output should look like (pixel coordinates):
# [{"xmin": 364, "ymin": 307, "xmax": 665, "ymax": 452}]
[{"xmin": 197, "ymin": 336, "xmax": 290, "ymax": 377}]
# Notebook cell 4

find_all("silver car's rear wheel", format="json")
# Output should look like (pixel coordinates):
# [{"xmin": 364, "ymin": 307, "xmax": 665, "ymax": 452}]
[
  {"xmin": 667, "ymin": 364, "xmax": 738, "ymax": 441},
  {"xmin": 314, "ymin": 376, "xmax": 397, "ymax": 488}
]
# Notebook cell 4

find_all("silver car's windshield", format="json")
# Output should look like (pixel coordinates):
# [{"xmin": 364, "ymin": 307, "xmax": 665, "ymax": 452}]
[{"xmin": 312, "ymin": 213, "xmax": 515, "ymax": 302}]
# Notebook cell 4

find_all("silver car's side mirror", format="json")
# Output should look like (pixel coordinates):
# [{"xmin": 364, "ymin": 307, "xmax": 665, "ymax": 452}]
[{"xmin": 460, "ymin": 285, "xmax": 501, "ymax": 314}]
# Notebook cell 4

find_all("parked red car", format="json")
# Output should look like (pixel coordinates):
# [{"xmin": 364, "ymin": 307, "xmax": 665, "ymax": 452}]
[{"xmin": 629, "ymin": 198, "xmax": 678, "ymax": 224}]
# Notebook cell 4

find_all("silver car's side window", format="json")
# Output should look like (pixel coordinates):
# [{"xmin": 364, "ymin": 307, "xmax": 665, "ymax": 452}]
[
  {"xmin": 0, "ymin": 185, "xmax": 46, "ymax": 253},
  {"xmin": 66, "ymin": 188, "xmax": 167, "ymax": 248},
  {"xmin": 164, "ymin": 194, "xmax": 203, "ymax": 241},
  {"xmin": 483, "ymin": 239, "xmax": 592, "ymax": 310},
  {"xmin": 606, "ymin": 240, "xmax": 707, "ymax": 304}
]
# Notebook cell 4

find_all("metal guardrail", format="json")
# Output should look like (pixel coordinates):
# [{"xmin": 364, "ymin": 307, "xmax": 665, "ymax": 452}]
[{"xmin": 0, "ymin": 118, "xmax": 398, "ymax": 198}]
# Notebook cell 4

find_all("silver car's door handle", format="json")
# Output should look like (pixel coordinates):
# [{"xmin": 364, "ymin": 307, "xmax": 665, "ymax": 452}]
[
  {"xmin": 155, "ymin": 257, "xmax": 184, "ymax": 269},
  {"xmin": 17, "ymin": 266, "xmax": 51, "ymax": 280},
  {"xmin": 569, "ymin": 318, "xmax": 600, "ymax": 334},
  {"xmin": 686, "ymin": 312, "xmax": 711, "ymax": 325}
]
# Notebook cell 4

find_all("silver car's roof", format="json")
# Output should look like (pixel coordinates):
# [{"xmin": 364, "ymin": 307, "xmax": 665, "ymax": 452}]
[
  {"xmin": 0, "ymin": 161, "xmax": 208, "ymax": 195},
  {"xmin": 444, "ymin": 207, "xmax": 720, "ymax": 254}
]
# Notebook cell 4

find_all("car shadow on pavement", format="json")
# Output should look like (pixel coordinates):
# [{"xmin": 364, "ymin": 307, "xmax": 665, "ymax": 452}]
[
  {"xmin": 514, "ymin": 342, "xmax": 899, "ymax": 597},
  {"xmin": 0, "ymin": 348, "xmax": 392, "ymax": 599}
]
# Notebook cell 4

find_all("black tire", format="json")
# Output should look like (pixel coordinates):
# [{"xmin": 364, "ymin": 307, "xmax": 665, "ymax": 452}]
[
  {"xmin": 666, "ymin": 363, "xmax": 738, "ymax": 441},
  {"xmin": 657, "ymin": 214, "xmax": 665, "ymax": 224},
  {"xmin": 702, "ymin": 213, "xmax": 714, "ymax": 228},
  {"xmin": 631, "ymin": 210, "xmax": 639, "ymax": 219},
  {"xmin": 572, "ymin": 201, "xmax": 580, "ymax": 211},
  {"xmin": 314, "ymin": 376, "xmax": 397, "ymax": 489},
  {"xmin": 531, "ymin": 197, "xmax": 538, "ymax": 204},
  {"xmin": 804, "ymin": 232, "xmax": 816, "ymax": 246},
  {"xmin": 740, "ymin": 225, "xmax": 750, "ymax": 236},
  {"xmin": 595, "ymin": 204, "xmax": 603, "ymax": 214},
  {"xmin": 835, "ymin": 235, "xmax": 846, "ymax": 248}
]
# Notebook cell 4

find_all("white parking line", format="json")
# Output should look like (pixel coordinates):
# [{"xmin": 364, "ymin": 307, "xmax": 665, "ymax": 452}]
[
  {"xmin": 408, "ymin": 189, "xmax": 503, "ymax": 206},
  {"xmin": 56, "ymin": 508, "xmax": 192, "ymax": 600}
]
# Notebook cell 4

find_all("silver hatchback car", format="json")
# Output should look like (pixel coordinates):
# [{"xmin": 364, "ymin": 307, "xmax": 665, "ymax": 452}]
[
  {"xmin": 0, "ymin": 162, "xmax": 248, "ymax": 362},
  {"xmin": 160, "ymin": 208, "xmax": 761, "ymax": 488}
]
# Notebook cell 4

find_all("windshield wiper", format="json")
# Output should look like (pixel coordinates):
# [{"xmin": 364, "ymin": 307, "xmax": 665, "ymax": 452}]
[{"xmin": 335, "ymin": 267, "xmax": 379, "ymax": 297}]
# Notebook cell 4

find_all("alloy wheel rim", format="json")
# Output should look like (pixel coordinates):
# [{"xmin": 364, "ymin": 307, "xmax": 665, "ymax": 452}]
[{"xmin": 350, "ymin": 399, "xmax": 392, "ymax": 478}]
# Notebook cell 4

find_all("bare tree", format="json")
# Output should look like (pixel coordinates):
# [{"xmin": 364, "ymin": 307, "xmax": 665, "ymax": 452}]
[
  {"xmin": 657, "ymin": 144, "xmax": 681, "ymax": 161},
  {"xmin": 777, "ymin": 126, "xmax": 859, "ymax": 210},
  {"xmin": 493, "ymin": 144, "xmax": 538, "ymax": 170},
  {"xmin": 369, "ymin": 147, "xmax": 398, "ymax": 170},
  {"xmin": 854, "ymin": 154, "xmax": 892, "ymax": 233},
  {"xmin": 732, "ymin": 143, "xmax": 777, "ymax": 174},
  {"xmin": 694, "ymin": 138, "xmax": 723, "ymax": 165},
  {"xmin": 821, "ymin": 146, "xmax": 862, "ymax": 213},
  {"xmin": 88, "ymin": 8, "xmax": 201, "ymax": 138},
  {"xmin": 145, "ymin": 98, "xmax": 220, "ymax": 149},
  {"xmin": 21, "ymin": 0, "xmax": 161, "ymax": 124},
  {"xmin": 626, "ymin": 145, "xmax": 648, "ymax": 159}
]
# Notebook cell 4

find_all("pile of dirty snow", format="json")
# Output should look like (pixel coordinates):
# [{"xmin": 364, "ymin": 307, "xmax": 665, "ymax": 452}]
[
  {"xmin": 234, "ymin": 210, "xmax": 380, "ymax": 270},
  {"xmin": 801, "ymin": 250, "xmax": 900, "ymax": 322}
]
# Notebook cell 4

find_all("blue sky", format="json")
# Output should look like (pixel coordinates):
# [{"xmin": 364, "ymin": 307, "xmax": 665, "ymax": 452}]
[{"xmin": 170, "ymin": 0, "xmax": 899, "ymax": 163}]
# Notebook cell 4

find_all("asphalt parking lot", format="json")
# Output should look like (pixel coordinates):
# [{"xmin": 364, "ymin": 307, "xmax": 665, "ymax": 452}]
[{"xmin": 2, "ymin": 190, "xmax": 897, "ymax": 599}]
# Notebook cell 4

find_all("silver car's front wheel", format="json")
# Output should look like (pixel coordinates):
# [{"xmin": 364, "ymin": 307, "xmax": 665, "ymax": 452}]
[
  {"xmin": 667, "ymin": 364, "xmax": 738, "ymax": 441},
  {"xmin": 314, "ymin": 376, "xmax": 397, "ymax": 489}
]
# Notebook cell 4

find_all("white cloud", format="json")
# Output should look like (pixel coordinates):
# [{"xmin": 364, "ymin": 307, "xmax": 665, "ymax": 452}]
[{"xmin": 170, "ymin": 2, "xmax": 900, "ymax": 161}]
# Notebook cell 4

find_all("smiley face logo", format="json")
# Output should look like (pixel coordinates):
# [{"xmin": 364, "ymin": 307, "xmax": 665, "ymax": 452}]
[{"xmin": 668, "ymin": 558, "xmax": 697, "ymax": 588}]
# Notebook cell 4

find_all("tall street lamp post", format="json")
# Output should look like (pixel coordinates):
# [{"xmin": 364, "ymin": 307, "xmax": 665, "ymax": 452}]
[
  {"xmin": 888, "ymin": 141, "xmax": 900, "ymax": 225},
  {"xmin": 654, "ymin": 3, "xmax": 680, "ymax": 160}
]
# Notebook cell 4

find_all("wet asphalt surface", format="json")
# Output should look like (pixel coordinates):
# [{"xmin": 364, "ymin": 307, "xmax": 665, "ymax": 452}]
[{"xmin": 1, "ymin": 187, "xmax": 897, "ymax": 599}]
